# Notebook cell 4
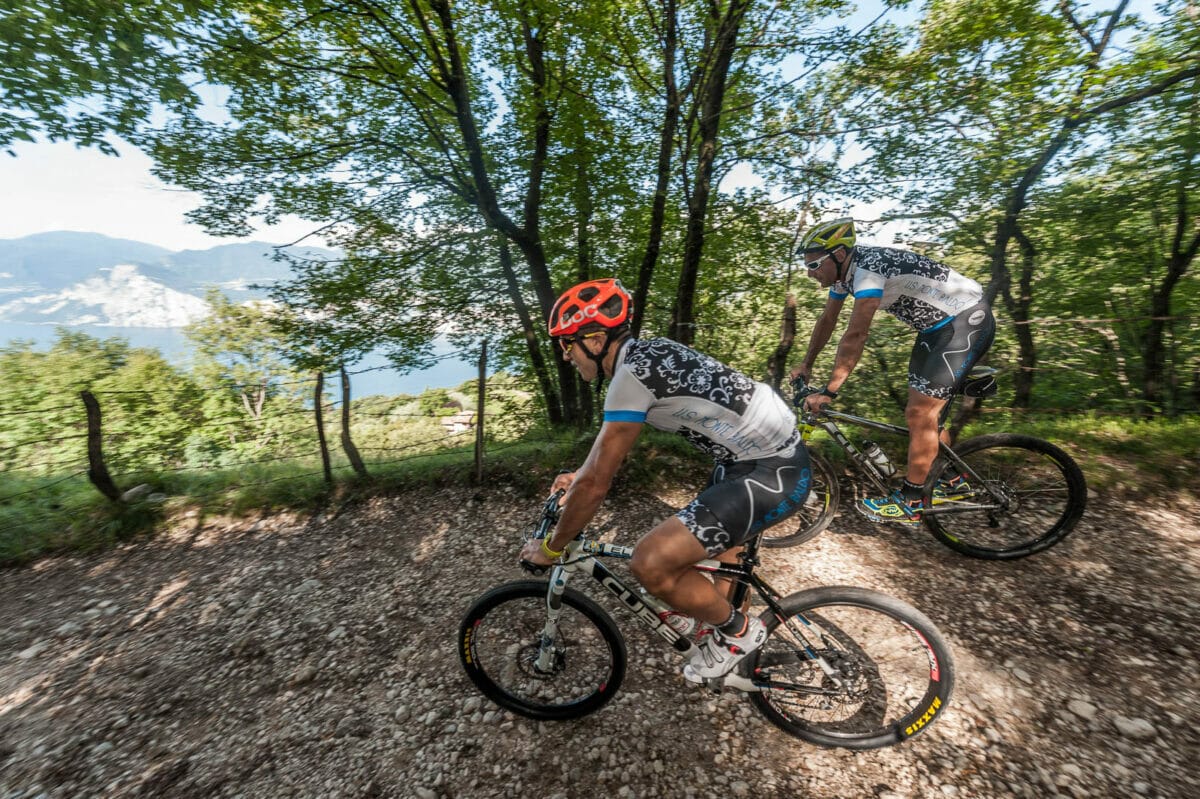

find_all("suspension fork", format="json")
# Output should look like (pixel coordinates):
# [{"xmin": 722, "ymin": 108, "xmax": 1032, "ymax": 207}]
[{"xmin": 533, "ymin": 564, "xmax": 572, "ymax": 672}]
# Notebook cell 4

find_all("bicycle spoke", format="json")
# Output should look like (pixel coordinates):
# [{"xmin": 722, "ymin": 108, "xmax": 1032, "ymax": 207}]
[
  {"xmin": 925, "ymin": 435, "xmax": 1085, "ymax": 558},
  {"xmin": 460, "ymin": 582, "xmax": 626, "ymax": 720},
  {"xmin": 751, "ymin": 600, "xmax": 948, "ymax": 746}
]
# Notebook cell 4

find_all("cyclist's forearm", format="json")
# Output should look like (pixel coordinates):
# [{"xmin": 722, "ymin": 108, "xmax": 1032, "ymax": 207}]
[
  {"xmin": 548, "ymin": 474, "xmax": 609, "ymax": 549},
  {"xmin": 801, "ymin": 312, "xmax": 837, "ymax": 370},
  {"xmin": 828, "ymin": 330, "xmax": 867, "ymax": 391}
]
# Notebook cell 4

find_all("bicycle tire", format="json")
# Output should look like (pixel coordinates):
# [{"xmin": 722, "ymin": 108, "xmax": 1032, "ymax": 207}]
[
  {"xmin": 746, "ymin": 586, "xmax": 954, "ymax": 750},
  {"xmin": 922, "ymin": 433, "xmax": 1087, "ymax": 560},
  {"xmin": 760, "ymin": 451, "xmax": 840, "ymax": 548},
  {"xmin": 459, "ymin": 580, "xmax": 627, "ymax": 721}
]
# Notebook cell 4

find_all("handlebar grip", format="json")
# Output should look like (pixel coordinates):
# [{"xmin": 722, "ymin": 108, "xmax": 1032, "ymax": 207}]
[
  {"xmin": 791, "ymin": 376, "xmax": 819, "ymax": 406},
  {"xmin": 519, "ymin": 559, "xmax": 549, "ymax": 575}
]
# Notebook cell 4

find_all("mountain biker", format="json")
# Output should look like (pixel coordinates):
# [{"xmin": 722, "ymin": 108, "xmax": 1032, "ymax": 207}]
[
  {"xmin": 791, "ymin": 218, "xmax": 995, "ymax": 524},
  {"xmin": 520, "ymin": 278, "xmax": 812, "ymax": 682}
]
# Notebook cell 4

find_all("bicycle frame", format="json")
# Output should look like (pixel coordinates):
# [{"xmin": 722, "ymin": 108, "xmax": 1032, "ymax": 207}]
[
  {"xmin": 535, "ymin": 539, "xmax": 848, "ymax": 694},
  {"xmin": 802, "ymin": 408, "xmax": 1012, "ymax": 516}
]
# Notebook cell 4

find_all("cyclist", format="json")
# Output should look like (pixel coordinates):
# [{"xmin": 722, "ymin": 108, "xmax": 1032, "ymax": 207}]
[
  {"xmin": 520, "ymin": 278, "xmax": 812, "ymax": 682},
  {"xmin": 790, "ymin": 218, "xmax": 995, "ymax": 524}
]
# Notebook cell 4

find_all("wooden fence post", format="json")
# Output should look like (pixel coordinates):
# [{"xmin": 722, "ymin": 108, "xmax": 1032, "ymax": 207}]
[
  {"xmin": 475, "ymin": 341, "xmax": 487, "ymax": 483},
  {"xmin": 340, "ymin": 364, "xmax": 368, "ymax": 477},
  {"xmin": 314, "ymin": 372, "xmax": 333, "ymax": 485},
  {"xmin": 80, "ymin": 390, "xmax": 122, "ymax": 502}
]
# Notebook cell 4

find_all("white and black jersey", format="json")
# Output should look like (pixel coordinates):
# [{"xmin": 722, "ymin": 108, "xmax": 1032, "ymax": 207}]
[
  {"xmin": 601, "ymin": 337, "xmax": 811, "ymax": 555},
  {"xmin": 603, "ymin": 338, "xmax": 798, "ymax": 463},
  {"xmin": 830, "ymin": 245, "xmax": 984, "ymax": 333}
]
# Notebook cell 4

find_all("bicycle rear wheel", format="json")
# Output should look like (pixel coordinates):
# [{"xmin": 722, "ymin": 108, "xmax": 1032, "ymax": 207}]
[
  {"xmin": 747, "ymin": 586, "xmax": 953, "ymax": 750},
  {"xmin": 923, "ymin": 433, "xmax": 1087, "ymax": 560},
  {"xmin": 459, "ymin": 580, "xmax": 626, "ymax": 721},
  {"xmin": 760, "ymin": 451, "xmax": 840, "ymax": 548}
]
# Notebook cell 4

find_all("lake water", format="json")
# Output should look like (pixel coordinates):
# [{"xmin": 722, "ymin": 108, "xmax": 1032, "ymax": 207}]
[{"xmin": 0, "ymin": 322, "xmax": 480, "ymax": 397}]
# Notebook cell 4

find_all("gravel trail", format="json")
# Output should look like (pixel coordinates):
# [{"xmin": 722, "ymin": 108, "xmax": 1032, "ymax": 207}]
[{"xmin": 1, "ymin": 480, "xmax": 1197, "ymax": 798}]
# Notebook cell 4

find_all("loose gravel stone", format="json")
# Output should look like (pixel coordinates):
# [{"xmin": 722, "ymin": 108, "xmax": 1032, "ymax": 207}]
[
  {"xmin": 1111, "ymin": 716, "xmax": 1157, "ymax": 740},
  {"xmin": 0, "ymin": 489, "xmax": 1193, "ymax": 799},
  {"xmin": 1067, "ymin": 700, "xmax": 1097, "ymax": 721}
]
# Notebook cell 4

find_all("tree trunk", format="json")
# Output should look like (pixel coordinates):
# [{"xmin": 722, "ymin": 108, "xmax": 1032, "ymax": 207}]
[
  {"xmin": 669, "ymin": 0, "xmax": 751, "ymax": 345},
  {"xmin": 766, "ymin": 293, "xmax": 796, "ymax": 389},
  {"xmin": 498, "ymin": 240, "xmax": 563, "ymax": 424},
  {"xmin": 339, "ymin": 365, "xmax": 368, "ymax": 477},
  {"xmin": 428, "ymin": 0, "xmax": 583, "ymax": 425},
  {"xmin": 1142, "ymin": 109, "xmax": 1199, "ymax": 413},
  {"xmin": 632, "ymin": 0, "xmax": 680, "ymax": 339},
  {"xmin": 1009, "ymin": 225, "xmax": 1037, "ymax": 407}
]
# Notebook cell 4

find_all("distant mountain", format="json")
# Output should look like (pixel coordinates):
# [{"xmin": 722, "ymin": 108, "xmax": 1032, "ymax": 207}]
[
  {"xmin": 0, "ymin": 232, "xmax": 173, "ymax": 291},
  {"xmin": 0, "ymin": 232, "xmax": 339, "ymax": 327}
]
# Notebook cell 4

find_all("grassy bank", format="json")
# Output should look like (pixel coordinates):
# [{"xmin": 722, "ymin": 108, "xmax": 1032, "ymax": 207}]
[{"xmin": 1, "ymin": 416, "xmax": 1194, "ymax": 565}]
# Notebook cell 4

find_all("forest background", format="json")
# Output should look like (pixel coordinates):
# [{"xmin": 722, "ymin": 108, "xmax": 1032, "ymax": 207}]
[{"xmin": 0, "ymin": 0, "xmax": 1197, "ymax": 561}]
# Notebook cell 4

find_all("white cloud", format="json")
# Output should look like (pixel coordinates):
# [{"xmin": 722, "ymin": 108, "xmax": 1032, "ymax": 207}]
[{"xmin": 0, "ymin": 139, "xmax": 322, "ymax": 251}]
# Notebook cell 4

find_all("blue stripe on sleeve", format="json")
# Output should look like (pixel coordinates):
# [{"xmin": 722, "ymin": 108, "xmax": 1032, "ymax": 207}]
[
  {"xmin": 854, "ymin": 288, "xmax": 883, "ymax": 299},
  {"xmin": 604, "ymin": 410, "xmax": 647, "ymax": 423},
  {"xmin": 829, "ymin": 289, "xmax": 848, "ymax": 300}
]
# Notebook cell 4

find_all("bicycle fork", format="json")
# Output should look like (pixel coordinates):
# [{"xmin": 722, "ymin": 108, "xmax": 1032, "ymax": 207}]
[{"xmin": 532, "ymin": 565, "xmax": 571, "ymax": 674}]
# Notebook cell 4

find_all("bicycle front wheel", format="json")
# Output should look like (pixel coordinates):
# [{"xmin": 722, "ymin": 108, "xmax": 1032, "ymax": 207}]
[
  {"xmin": 459, "ymin": 580, "xmax": 626, "ymax": 721},
  {"xmin": 923, "ymin": 433, "xmax": 1087, "ymax": 560},
  {"xmin": 761, "ymin": 451, "xmax": 840, "ymax": 548},
  {"xmin": 747, "ymin": 586, "xmax": 953, "ymax": 750}
]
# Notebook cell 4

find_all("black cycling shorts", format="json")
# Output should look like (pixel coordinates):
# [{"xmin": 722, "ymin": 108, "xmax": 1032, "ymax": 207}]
[
  {"xmin": 909, "ymin": 301, "xmax": 995, "ymax": 400},
  {"xmin": 676, "ymin": 433, "xmax": 811, "ymax": 557}
]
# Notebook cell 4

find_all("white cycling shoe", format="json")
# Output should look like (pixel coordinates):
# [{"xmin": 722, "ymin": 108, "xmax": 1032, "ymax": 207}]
[{"xmin": 682, "ymin": 617, "xmax": 767, "ymax": 684}]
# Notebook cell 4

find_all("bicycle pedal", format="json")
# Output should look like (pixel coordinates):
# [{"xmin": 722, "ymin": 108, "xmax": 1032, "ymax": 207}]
[{"xmin": 703, "ymin": 676, "xmax": 725, "ymax": 694}]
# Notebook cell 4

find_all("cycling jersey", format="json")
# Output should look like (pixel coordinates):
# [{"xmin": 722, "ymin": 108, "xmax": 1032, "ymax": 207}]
[
  {"xmin": 602, "ymin": 337, "xmax": 809, "ymax": 554},
  {"xmin": 830, "ymin": 245, "xmax": 983, "ymax": 333},
  {"xmin": 603, "ymin": 338, "xmax": 798, "ymax": 463}
]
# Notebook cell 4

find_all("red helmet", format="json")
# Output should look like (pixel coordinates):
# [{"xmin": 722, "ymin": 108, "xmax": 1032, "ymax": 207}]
[{"xmin": 548, "ymin": 278, "xmax": 632, "ymax": 338}]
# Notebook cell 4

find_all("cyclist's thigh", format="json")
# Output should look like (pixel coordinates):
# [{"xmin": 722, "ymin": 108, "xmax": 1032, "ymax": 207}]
[
  {"xmin": 676, "ymin": 444, "xmax": 812, "ymax": 556},
  {"xmin": 909, "ymin": 302, "xmax": 995, "ymax": 398}
]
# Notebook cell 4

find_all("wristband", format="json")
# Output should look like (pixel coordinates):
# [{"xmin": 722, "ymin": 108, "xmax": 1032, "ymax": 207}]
[
  {"xmin": 541, "ymin": 537, "xmax": 564, "ymax": 559},
  {"xmin": 820, "ymin": 386, "xmax": 839, "ymax": 399}
]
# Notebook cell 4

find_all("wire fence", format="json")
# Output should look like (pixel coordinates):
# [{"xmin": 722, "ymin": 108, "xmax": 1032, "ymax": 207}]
[
  {"xmin": 1, "ymin": 311, "xmax": 1195, "ymax": 553},
  {"xmin": 0, "ymin": 342, "xmax": 525, "ymax": 528}
]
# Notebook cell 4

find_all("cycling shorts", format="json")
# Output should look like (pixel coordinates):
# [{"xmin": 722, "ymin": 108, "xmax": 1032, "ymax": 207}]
[
  {"xmin": 908, "ymin": 301, "xmax": 995, "ymax": 400},
  {"xmin": 676, "ymin": 432, "xmax": 811, "ymax": 557}
]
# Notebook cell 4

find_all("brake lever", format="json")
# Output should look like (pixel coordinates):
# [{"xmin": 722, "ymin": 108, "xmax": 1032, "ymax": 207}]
[{"xmin": 518, "ymin": 488, "xmax": 568, "ymax": 576}]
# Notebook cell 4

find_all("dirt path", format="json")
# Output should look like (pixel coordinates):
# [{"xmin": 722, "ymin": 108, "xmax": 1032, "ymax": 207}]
[{"xmin": 1, "ymin": 481, "xmax": 1197, "ymax": 798}]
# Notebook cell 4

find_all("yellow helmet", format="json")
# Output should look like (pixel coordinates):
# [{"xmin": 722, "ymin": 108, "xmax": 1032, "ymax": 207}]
[{"xmin": 800, "ymin": 217, "xmax": 856, "ymax": 253}]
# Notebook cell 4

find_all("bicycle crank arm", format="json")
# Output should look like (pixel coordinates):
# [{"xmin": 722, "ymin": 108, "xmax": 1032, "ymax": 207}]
[{"xmin": 714, "ymin": 673, "xmax": 764, "ymax": 693}]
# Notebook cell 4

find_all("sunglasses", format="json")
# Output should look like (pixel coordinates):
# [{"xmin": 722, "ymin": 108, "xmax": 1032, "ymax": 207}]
[
  {"xmin": 804, "ymin": 252, "xmax": 833, "ymax": 270},
  {"xmin": 558, "ymin": 330, "xmax": 606, "ymax": 356}
]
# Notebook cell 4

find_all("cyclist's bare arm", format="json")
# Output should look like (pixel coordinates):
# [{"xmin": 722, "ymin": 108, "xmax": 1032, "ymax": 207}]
[
  {"xmin": 526, "ymin": 421, "xmax": 643, "ymax": 562},
  {"xmin": 794, "ymin": 295, "xmax": 845, "ymax": 380},
  {"xmin": 827, "ymin": 296, "xmax": 880, "ymax": 393}
]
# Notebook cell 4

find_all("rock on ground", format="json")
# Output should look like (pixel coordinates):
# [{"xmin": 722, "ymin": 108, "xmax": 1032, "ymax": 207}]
[{"xmin": 0, "ymin": 484, "xmax": 1197, "ymax": 799}]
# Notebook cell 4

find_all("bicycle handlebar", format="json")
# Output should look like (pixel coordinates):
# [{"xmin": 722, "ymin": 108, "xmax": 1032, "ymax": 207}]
[
  {"xmin": 791, "ymin": 375, "xmax": 829, "ymax": 422},
  {"xmin": 519, "ymin": 489, "xmax": 566, "ymax": 575}
]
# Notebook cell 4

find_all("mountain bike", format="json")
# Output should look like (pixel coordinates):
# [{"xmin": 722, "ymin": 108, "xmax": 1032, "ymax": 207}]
[
  {"xmin": 458, "ymin": 491, "xmax": 954, "ymax": 750},
  {"xmin": 761, "ymin": 368, "xmax": 1087, "ymax": 560}
]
